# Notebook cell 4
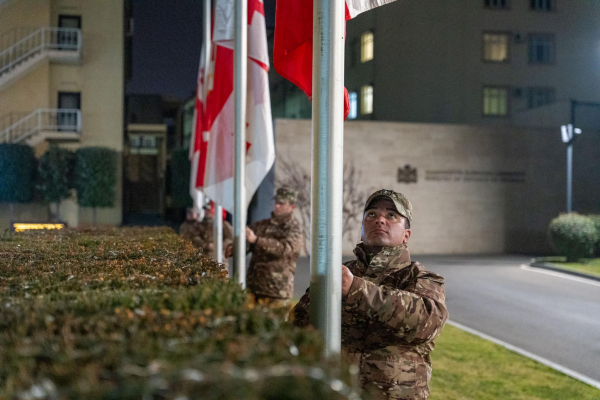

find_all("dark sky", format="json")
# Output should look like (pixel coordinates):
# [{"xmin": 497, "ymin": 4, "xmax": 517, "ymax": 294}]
[{"xmin": 126, "ymin": 0, "xmax": 276, "ymax": 100}]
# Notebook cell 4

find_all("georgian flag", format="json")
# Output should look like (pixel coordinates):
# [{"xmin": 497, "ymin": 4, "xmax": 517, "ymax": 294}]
[
  {"xmin": 273, "ymin": 0, "xmax": 397, "ymax": 119},
  {"xmin": 202, "ymin": 0, "xmax": 275, "ymax": 213}
]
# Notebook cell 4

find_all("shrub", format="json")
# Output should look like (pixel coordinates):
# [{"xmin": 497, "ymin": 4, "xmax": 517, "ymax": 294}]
[
  {"xmin": 37, "ymin": 145, "xmax": 73, "ymax": 221},
  {"xmin": 0, "ymin": 143, "xmax": 36, "ymax": 227},
  {"xmin": 587, "ymin": 214, "xmax": 600, "ymax": 257},
  {"xmin": 0, "ymin": 228, "xmax": 355, "ymax": 399},
  {"xmin": 75, "ymin": 147, "xmax": 117, "ymax": 225},
  {"xmin": 549, "ymin": 213, "xmax": 598, "ymax": 262},
  {"xmin": 170, "ymin": 147, "xmax": 193, "ymax": 208}
]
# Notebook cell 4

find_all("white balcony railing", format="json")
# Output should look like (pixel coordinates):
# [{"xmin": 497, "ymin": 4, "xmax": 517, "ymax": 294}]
[
  {"xmin": 0, "ymin": 109, "xmax": 82, "ymax": 144},
  {"xmin": 0, "ymin": 27, "xmax": 82, "ymax": 79}
]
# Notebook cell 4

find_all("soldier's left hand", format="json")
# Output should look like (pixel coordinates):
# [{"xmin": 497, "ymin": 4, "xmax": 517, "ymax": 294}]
[
  {"xmin": 246, "ymin": 227, "xmax": 257, "ymax": 244},
  {"xmin": 342, "ymin": 264, "xmax": 354, "ymax": 297}
]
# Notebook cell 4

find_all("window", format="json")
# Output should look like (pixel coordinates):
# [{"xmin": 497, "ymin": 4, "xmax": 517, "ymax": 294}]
[
  {"xmin": 529, "ymin": 34, "xmax": 555, "ymax": 64},
  {"xmin": 483, "ymin": 33, "xmax": 509, "ymax": 62},
  {"xmin": 348, "ymin": 92, "xmax": 358, "ymax": 119},
  {"xmin": 531, "ymin": 0, "xmax": 553, "ymax": 11},
  {"xmin": 57, "ymin": 92, "xmax": 81, "ymax": 130},
  {"xmin": 483, "ymin": 87, "xmax": 508, "ymax": 116},
  {"xmin": 361, "ymin": 85, "xmax": 373, "ymax": 115},
  {"xmin": 528, "ymin": 87, "xmax": 555, "ymax": 108},
  {"xmin": 58, "ymin": 15, "xmax": 81, "ymax": 49},
  {"xmin": 361, "ymin": 31, "xmax": 374, "ymax": 63},
  {"xmin": 484, "ymin": 0, "xmax": 508, "ymax": 9}
]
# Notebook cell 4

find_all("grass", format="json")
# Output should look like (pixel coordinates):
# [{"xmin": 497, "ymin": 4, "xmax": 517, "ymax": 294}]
[
  {"xmin": 536, "ymin": 256, "xmax": 600, "ymax": 278},
  {"xmin": 430, "ymin": 324, "xmax": 600, "ymax": 400}
]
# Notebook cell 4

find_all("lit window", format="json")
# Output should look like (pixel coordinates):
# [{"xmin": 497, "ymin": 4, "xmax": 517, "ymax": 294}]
[
  {"xmin": 529, "ymin": 34, "xmax": 555, "ymax": 64},
  {"xmin": 361, "ymin": 31, "xmax": 374, "ymax": 63},
  {"xmin": 528, "ymin": 87, "xmax": 555, "ymax": 108},
  {"xmin": 483, "ymin": 33, "xmax": 509, "ymax": 62},
  {"xmin": 531, "ymin": 0, "xmax": 553, "ymax": 11},
  {"xmin": 348, "ymin": 92, "xmax": 358, "ymax": 119},
  {"xmin": 484, "ymin": 0, "xmax": 508, "ymax": 9},
  {"xmin": 483, "ymin": 87, "xmax": 508, "ymax": 116},
  {"xmin": 361, "ymin": 85, "xmax": 373, "ymax": 115}
]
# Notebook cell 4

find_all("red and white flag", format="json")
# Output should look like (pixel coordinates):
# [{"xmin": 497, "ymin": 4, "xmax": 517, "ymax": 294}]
[
  {"xmin": 202, "ymin": 0, "xmax": 275, "ymax": 213},
  {"xmin": 189, "ymin": 43, "xmax": 209, "ymax": 217},
  {"xmin": 273, "ymin": 0, "xmax": 397, "ymax": 119}
]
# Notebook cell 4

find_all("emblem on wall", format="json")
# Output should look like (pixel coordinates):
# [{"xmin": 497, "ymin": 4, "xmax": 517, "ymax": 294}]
[{"xmin": 397, "ymin": 164, "xmax": 418, "ymax": 184}]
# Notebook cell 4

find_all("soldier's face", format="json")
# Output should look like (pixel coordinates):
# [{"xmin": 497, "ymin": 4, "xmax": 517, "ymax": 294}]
[
  {"xmin": 361, "ymin": 198, "xmax": 411, "ymax": 249},
  {"xmin": 274, "ymin": 201, "xmax": 295, "ymax": 215}
]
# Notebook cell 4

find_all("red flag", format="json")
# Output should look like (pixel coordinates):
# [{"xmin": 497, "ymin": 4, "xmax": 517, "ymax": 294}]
[
  {"xmin": 202, "ymin": 0, "xmax": 275, "ymax": 213},
  {"xmin": 273, "ymin": 0, "xmax": 397, "ymax": 120}
]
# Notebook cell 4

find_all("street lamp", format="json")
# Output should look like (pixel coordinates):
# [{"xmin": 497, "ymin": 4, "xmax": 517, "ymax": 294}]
[{"xmin": 560, "ymin": 124, "xmax": 582, "ymax": 213}]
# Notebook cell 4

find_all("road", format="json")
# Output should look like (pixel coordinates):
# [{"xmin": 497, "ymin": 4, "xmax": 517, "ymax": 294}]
[{"xmin": 291, "ymin": 255, "xmax": 600, "ymax": 381}]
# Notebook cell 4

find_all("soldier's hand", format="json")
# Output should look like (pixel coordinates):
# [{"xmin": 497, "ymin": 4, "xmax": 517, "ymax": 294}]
[
  {"xmin": 246, "ymin": 227, "xmax": 257, "ymax": 244},
  {"xmin": 208, "ymin": 243, "xmax": 214, "ymax": 251},
  {"xmin": 342, "ymin": 264, "xmax": 354, "ymax": 297},
  {"xmin": 225, "ymin": 245, "xmax": 233, "ymax": 258}
]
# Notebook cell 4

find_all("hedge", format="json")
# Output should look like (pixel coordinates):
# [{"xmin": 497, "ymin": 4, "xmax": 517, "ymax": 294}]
[
  {"xmin": 0, "ymin": 143, "xmax": 36, "ymax": 204},
  {"xmin": 37, "ymin": 145, "xmax": 73, "ymax": 219},
  {"xmin": 74, "ymin": 147, "xmax": 117, "ymax": 225},
  {"xmin": 588, "ymin": 214, "xmax": 600, "ymax": 257},
  {"xmin": 170, "ymin": 147, "xmax": 193, "ymax": 209},
  {"xmin": 0, "ymin": 228, "xmax": 355, "ymax": 399},
  {"xmin": 548, "ymin": 213, "xmax": 598, "ymax": 262}
]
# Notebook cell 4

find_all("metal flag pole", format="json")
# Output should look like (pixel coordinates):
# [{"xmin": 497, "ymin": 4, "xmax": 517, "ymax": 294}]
[
  {"xmin": 233, "ymin": 0, "xmax": 247, "ymax": 287},
  {"xmin": 213, "ymin": 204, "xmax": 224, "ymax": 263},
  {"xmin": 310, "ymin": 0, "xmax": 345, "ymax": 357}
]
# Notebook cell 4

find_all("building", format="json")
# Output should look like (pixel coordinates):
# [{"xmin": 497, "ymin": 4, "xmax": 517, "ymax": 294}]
[
  {"xmin": 344, "ymin": 0, "xmax": 600, "ymax": 128},
  {"xmin": 0, "ymin": 0, "xmax": 125, "ymax": 227}
]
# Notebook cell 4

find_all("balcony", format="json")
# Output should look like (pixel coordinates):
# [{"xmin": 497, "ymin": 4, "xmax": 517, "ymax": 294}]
[
  {"xmin": 0, "ymin": 109, "xmax": 82, "ymax": 146},
  {"xmin": 0, "ymin": 27, "xmax": 82, "ymax": 89}
]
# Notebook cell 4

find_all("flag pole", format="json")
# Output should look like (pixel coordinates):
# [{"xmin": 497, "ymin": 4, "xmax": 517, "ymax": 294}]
[
  {"xmin": 310, "ymin": 0, "xmax": 344, "ymax": 357},
  {"xmin": 233, "ymin": 0, "xmax": 247, "ymax": 287},
  {"xmin": 203, "ymin": 0, "xmax": 224, "ymax": 264}
]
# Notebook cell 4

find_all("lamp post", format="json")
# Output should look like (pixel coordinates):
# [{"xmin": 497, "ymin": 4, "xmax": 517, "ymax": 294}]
[{"xmin": 560, "ymin": 123, "xmax": 582, "ymax": 213}]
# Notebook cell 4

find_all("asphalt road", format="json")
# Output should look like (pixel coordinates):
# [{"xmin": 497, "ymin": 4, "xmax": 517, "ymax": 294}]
[{"xmin": 291, "ymin": 255, "xmax": 600, "ymax": 381}]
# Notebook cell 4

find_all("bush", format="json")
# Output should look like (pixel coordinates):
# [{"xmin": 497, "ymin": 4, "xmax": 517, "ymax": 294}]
[
  {"xmin": 170, "ymin": 147, "xmax": 193, "ymax": 208},
  {"xmin": 37, "ymin": 145, "xmax": 73, "ymax": 220},
  {"xmin": 0, "ymin": 143, "xmax": 36, "ymax": 204},
  {"xmin": 0, "ymin": 228, "xmax": 354, "ymax": 399},
  {"xmin": 549, "ymin": 213, "xmax": 598, "ymax": 262},
  {"xmin": 587, "ymin": 214, "xmax": 600, "ymax": 257},
  {"xmin": 75, "ymin": 147, "xmax": 117, "ymax": 225}
]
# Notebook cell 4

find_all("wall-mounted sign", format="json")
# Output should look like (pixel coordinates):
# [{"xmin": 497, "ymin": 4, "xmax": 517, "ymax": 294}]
[{"xmin": 397, "ymin": 164, "xmax": 418, "ymax": 183}]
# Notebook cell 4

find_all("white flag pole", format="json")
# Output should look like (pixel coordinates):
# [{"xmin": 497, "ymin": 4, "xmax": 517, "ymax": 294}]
[
  {"xmin": 310, "ymin": 0, "xmax": 345, "ymax": 357},
  {"xmin": 233, "ymin": 0, "xmax": 247, "ymax": 287},
  {"xmin": 203, "ymin": 0, "xmax": 224, "ymax": 264}
]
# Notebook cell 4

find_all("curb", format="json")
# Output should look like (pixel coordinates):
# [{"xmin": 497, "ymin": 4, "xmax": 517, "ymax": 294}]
[{"xmin": 529, "ymin": 260, "xmax": 600, "ymax": 283}]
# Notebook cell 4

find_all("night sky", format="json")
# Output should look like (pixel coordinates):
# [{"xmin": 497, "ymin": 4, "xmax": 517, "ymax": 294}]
[{"xmin": 126, "ymin": 0, "xmax": 276, "ymax": 100}]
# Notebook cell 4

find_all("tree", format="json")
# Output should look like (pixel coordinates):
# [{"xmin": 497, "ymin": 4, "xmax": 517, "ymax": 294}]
[
  {"xmin": 276, "ymin": 157, "xmax": 372, "ymax": 254},
  {"xmin": 0, "ymin": 143, "xmax": 36, "ymax": 228},
  {"xmin": 37, "ymin": 145, "xmax": 73, "ymax": 221},
  {"xmin": 75, "ymin": 147, "xmax": 117, "ymax": 226}
]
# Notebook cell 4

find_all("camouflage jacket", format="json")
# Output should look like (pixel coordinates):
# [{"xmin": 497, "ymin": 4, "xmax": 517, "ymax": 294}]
[
  {"xmin": 247, "ymin": 212, "xmax": 303, "ymax": 299},
  {"xmin": 293, "ymin": 244, "xmax": 448, "ymax": 400},
  {"xmin": 180, "ymin": 218, "xmax": 233, "ymax": 258}
]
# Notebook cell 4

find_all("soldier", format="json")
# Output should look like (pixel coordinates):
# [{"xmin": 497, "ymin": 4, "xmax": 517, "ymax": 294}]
[
  {"xmin": 179, "ymin": 208, "xmax": 203, "ymax": 249},
  {"xmin": 292, "ymin": 189, "xmax": 448, "ymax": 400},
  {"xmin": 228, "ymin": 187, "xmax": 303, "ymax": 306},
  {"xmin": 198, "ymin": 202, "xmax": 233, "ymax": 258}
]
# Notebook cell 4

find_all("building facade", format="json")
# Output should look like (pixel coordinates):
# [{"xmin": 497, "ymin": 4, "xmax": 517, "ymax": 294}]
[
  {"xmin": 0, "ymin": 0, "xmax": 125, "ymax": 227},
  {"xmin": 344, "ymin": 0, "xmax": 600, "ymax": 127}
]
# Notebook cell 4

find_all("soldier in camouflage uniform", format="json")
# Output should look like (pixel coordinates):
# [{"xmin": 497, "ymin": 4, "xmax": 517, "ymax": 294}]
[
  {"xmin": 179, "ymin": 208, "xmax": 204, "ymax": 249},
  {"xmin": 292, "ymin": 189, "xmax": 448, "ymax": 400},
  {"xmin": 180, "ymin": 206, "xmax": 233, "ymax": 258},
  {"xmin": 242, "ymin": 188, "xmax": 303, "ymax": 306}
]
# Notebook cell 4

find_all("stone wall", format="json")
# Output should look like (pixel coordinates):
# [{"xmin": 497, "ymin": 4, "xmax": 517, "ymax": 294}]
[{"xmin": 274, "ymin": 119, "xmax": 600, "ymax": 255}]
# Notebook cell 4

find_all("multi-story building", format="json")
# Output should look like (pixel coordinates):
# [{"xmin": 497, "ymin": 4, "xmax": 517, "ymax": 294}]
[
  {"xmin": 344, "ymin": 0, "xmax": 600, "ymax": 128},
  {"xmin": 270, "ymin": 1, "xmax": 600, "ymax": 129},
  {"xmin": 0, "ymin": 0, "xmax": 125, "ymax": 226}
]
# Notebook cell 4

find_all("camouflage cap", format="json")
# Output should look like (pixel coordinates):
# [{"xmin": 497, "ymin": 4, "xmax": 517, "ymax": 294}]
[
  {"xmin": 274, "ymin": 187, "xmax": 297, "ymax": 204},
  {"xmin": 364, "ymin": 189, "xmax": 413, "ymax": 223}
]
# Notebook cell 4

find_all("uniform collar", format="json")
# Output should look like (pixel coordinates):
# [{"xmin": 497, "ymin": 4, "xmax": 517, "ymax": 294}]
[
  {"xmin": 354, "ymin": 243, "xmax": 411, "ymax": 272},
  {"xmin": 270, "ymin": 211, "xmax": 293, "ymax": 224}
]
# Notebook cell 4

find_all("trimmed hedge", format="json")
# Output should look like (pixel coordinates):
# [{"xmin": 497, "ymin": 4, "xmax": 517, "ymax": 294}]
[
  {"xmin": 0, "ymin": 143, "xmax": 36, "ymax": 203},
  {"xmin": 75, "ymin": 147, "xmax": 117, "ymax": 224},
  {"xmin": 549, "ymin": 213, "xmax": 598, "ymax": 262},
  {"xmin": 588, "ymin": 214, "xmax": 600, "ymax": 257},
  {"xmin": 37, "ymin": 145, "xmax": 73, "ymax": 210},
  {"xmin": 170, "ymin": 147, "xmax": 193, "ymax": 208},
  {"xmin": 0, "ymin": 228, "xmax": 354, "ymax": 399}
]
